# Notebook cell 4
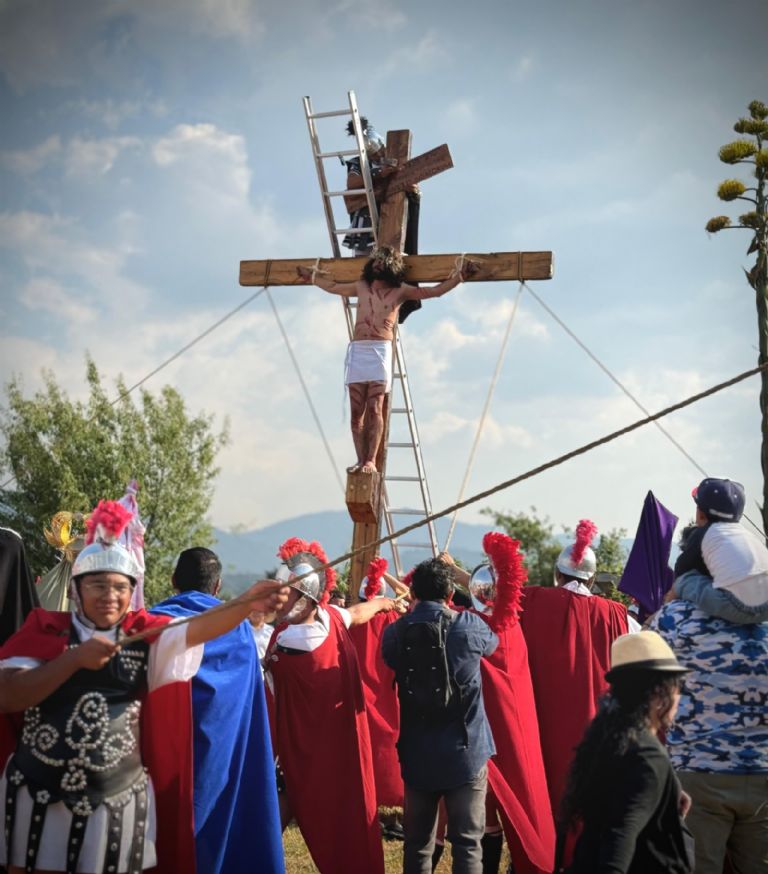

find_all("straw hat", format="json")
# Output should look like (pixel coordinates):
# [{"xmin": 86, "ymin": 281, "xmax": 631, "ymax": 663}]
[{"xmin": 605, "ymin": 631, "xmax": 690, "ymax": 681}]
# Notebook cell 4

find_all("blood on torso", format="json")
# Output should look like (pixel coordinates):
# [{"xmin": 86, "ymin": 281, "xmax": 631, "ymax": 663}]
[{"xmin": 353, "ymin": 280, "xmax": 406, "ymax": 341}]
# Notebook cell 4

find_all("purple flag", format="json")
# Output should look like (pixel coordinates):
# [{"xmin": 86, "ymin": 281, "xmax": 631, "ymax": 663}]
[{"xmin": 619, "ymin": 490, "xmax": 679, "ymax": 615}]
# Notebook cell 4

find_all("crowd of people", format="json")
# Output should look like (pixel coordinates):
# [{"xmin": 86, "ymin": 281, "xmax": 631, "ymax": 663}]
[{"xmin": 0, "ymin": 474, "xmax": 765, "ymax": 874}]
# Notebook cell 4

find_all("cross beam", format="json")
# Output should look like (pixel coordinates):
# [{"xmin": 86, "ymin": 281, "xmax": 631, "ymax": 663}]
[
  {"xmin": 239, "ymin": 251, "xmax": 554, "ymax": 287},
  {"xmin": 343, "ymin": 143, "xmax": 453, "ymax": 212}
]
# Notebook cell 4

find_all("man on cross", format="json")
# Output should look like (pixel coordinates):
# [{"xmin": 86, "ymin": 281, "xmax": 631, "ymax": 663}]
[{"xmin": 297, "ymin": 245, "xmax": 477, "ymax": 474}]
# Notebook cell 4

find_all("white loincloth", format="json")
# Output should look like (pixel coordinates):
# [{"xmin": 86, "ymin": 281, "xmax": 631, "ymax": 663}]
[{"xmin": 344, "ymin": 340, "xmax": 393, "ymax": 391}]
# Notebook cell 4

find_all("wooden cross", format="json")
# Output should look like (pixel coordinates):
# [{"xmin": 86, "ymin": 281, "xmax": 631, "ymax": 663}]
[{"xmin": 240, "ymin": 128, "xmax": 553, "ymax": 595}]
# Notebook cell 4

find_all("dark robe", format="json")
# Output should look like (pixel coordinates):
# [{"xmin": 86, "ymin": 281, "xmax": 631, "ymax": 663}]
[{"xmin": 0, "ymin": 527, "xmax": 39, "ymax": 645}]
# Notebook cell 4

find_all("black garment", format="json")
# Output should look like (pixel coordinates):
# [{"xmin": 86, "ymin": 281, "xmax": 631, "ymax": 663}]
[
  {"xmin": 567, "ymin": 732, "xmax": 693, "ymax": 874},
  {"xmin": 0, "ymin": 527, "xmax": 39, "ymax": 645},
  {"xmin": 673, "ymin": 524, "xmax": 710, "ymax": 579}
]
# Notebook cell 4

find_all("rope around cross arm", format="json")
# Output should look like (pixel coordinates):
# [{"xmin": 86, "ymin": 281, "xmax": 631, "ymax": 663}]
[{"xmin": 293, "ymin": 360, "xmax": 768, "ymax": 582}]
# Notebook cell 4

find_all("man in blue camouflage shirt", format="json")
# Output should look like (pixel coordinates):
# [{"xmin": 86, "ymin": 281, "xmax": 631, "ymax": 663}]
[{"xmin": 650, "ymin": 594, "xmax": 768, "ymax": 873}]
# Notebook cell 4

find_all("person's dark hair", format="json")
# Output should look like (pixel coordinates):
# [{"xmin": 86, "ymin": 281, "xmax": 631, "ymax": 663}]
[
  {"xmin": 678, "ymin": 524, "xmax": 698, "ymax": 549},
  {"xmin": 362, "ymin": 246, "xmax": 406, "ymax": 288},
  {"xmin": 560, "ymin": 670, "xmax": 681, "ymax": 828},
  {"xmin": 173, "ymin": 547, "xmax": 222, "ymax": 594},
  {"xmin": 411, "ymin": 559, "xmax": 454, "ymax": 602},
  {"xmin": 346, "ymin": 117, "xmax": 370, "ymax": 136}
]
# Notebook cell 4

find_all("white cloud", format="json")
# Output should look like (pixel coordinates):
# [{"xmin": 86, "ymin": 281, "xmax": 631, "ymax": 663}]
[
  {"xmin": 65, "ymin": 136, "xmax": 142, "ymax": 177},
  {"xmin": 1, "ymin": 135, "xmax": 61, "ymax": 174},
  {"xmin": 376, "ymin": 30, "xmax": 446, "ymax": 80},
  {"xmin": 20, "ymin": 277, "xmax": 97, "ymax": 324},
  {"xmin": 0, "ymin": 1, "xmax": 265, "ymax": 93},
  {"xmin": 74, "ymin": 98, "xmax": 168, "ymax": 130}
]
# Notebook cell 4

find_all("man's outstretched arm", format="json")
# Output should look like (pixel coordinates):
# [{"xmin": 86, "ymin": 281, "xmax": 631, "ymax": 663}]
[
  {"xmin": 401, "ymin": 260, "xmax": 480, "ymax": 301},
  {"xmin": 296, "ymin": 265, "xmax": 359, "ymax": 297}
]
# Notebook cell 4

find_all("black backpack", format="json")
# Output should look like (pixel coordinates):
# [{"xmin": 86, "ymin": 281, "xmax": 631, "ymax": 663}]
[{"xmin": 393, "ymin": 609, "xmax": 467, "ymax": 740}]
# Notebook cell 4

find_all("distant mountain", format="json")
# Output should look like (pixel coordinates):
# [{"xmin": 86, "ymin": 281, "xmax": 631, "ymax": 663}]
[
  {"xmin": 212, "ymin": 510, "xmax": 650, "ymax": 597},
  {"xmin": 212, "ymin": 511, "xmax": 491, "ymax": 592}
]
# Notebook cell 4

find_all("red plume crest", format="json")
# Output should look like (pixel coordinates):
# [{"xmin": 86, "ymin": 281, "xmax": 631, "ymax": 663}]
[
  {"xmin": 364, "ymin": 557, "xmax": 388, "ymax": 599},
  {"xmin": 482, "ymin": 531, "xmax": 527, "ymax": 633},
  {"xmin": 571, "ymin": 519, "xmax": 598, "ymax": 566},
  {"xmin": 277, "ymin": 536, "xmax": 336, "ymax": 607},
  {"xmin": 85, "ymin": 500, "xmax": 133, "ymax": 545}
]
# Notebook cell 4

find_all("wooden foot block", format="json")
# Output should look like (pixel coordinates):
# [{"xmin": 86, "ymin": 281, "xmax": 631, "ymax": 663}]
[{"xmin": 346, "ymin": 471, "xmax": 381, "ymax": 523}]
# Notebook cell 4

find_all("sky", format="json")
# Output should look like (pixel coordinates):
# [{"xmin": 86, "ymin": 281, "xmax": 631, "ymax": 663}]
[{"xmin": 1, "ymin": 0, "xmax": 766, "ymax": 546}]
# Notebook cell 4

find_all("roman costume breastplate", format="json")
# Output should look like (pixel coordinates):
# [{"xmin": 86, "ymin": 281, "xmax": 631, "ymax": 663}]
[{"xmin": 5, "ymin": 629, "xmax": 152, "ymax": 874}]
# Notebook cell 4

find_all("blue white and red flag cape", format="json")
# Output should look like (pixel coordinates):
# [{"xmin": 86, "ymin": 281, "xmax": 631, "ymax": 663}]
[{"xmin": 151, "ymin": 591, "xmax": 284, "ymax": 874}]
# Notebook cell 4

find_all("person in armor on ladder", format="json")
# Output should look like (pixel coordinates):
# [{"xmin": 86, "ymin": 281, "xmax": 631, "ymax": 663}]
[
  {"xmin": 341, "ymin": 118, "xmax": 423, "ymax": 323},
  {"xmin": 383, "ymin": 558, "xmax": 498, "ymax": 874}
]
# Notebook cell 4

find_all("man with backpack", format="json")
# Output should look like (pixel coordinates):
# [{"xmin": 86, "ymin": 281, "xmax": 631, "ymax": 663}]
[{"xmin": 382, "ymin": 558, "xmax": 498, "ymax": 874}]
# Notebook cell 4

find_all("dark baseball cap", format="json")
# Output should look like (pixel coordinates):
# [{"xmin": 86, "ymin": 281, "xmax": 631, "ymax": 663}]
[{"xmin": 692, "ymin": 477, "xmax": 746, "ymax": 522}]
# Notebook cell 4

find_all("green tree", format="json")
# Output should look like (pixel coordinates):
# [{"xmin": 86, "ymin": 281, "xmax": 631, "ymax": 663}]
[
  {"xmin": 594, "ymin": 527, "xmax": 630, "ymax": 605},
  {"xmin": 481, "ymin": 506, "xmax": 563, "ymax": 585},
  {"xmin": 594, "ymin": 527, "xmax": 628, "ymax": 576},
  {"xmin": 706, "ymin": 99, "xmax": 768, "ymax": 539},
  {"xmin": 0, "ymin": 359, "xmax": 228, "ymax": 603}
]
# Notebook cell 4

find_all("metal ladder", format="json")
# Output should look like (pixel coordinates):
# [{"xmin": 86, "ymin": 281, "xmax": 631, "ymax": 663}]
[{"xmin": 302, "ymin": 91, "xmax": 439, "ymax": 576}]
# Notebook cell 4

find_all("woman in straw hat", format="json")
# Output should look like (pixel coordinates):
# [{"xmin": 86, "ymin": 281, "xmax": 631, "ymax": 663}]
[{"xmin": 558, "ymin": 631, "xmax": 694, "ymax": 873}]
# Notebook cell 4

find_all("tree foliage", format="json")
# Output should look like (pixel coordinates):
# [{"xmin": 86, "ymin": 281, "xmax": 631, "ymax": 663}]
[
  {"xmin": 0, "ymin": 359, "xmax": 228, "ymax": 603},
  {"xmin": 481, "ymin": 506, "xmax": 564, "ymax": 586},
  {"xmin": 482, "ymin": 507, "xmax": 629, "ymax": 603},
  {"xmin": 706, "ymin": 99, "xmax": 768, "ymax": 540}
]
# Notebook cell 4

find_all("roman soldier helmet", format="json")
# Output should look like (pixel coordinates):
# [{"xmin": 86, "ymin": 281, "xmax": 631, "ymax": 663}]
[
  {"xmin": 555, "ymin": 519, "xmax": 598, "ymax": 582},
  {"xmin": 275, "ymin": 537, "xmax": 335, "ymax": 606},
  {"xmin": 71, "ymin": 500, "xmax": 140, "ymax": 582},
  {"xmin": 346, "ymin": 116, "xmax": 385, "ymax": 157},
  {"xmin": 468, "ymin": 563, "xmax": 495, "ymax": 614}
]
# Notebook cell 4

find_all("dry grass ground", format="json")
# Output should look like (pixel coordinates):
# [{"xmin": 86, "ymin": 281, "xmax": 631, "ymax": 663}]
[{"xmin": 283, "ymin": 824, "xmax": 511, "ymax": 872}]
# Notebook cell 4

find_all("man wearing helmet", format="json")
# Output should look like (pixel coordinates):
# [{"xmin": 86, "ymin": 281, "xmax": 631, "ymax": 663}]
[
  {"xmin": 264, "ymin": 536, "xmax": 403, "ymax": 874},
  {"xmin": 297, "ymin": 247, "xmax": 477, "ymax": 474},
  {"xmin": 0, "ymin": 500, "xmax": 289, "ymax": 874}
]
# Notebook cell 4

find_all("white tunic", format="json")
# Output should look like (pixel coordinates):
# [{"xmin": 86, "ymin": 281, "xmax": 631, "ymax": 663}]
[{"xmin": 0, "ymin": 616, "xmax": 203, "ymax": 873}]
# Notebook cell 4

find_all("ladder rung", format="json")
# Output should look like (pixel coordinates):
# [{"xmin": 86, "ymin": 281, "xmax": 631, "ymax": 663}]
[
  {"xmin": 387, "ymin": 508, "xmax": 426, "ymax": 516},
  {"xmin": 388, "ymin": 442, "xmax": 417, "ymax": 448},
  {"xmin": 395, "ymin": 542, "xmax": 434, "ymax": 550},
  {"xmin": 390, "ymin": 408, "xmax": 410, "ymax": 414},
  {"xmin": 385, "ymin": 476, "xmax": 421, "ymax": 482},
  {"xmin": 317, "ymin": 149, "xmax": 359, "ymax": 159},
  {"xmin": 334, "ymin": 227, "xmax": 374, "ymax": 235},
  {"xmin": 325, "ymin": 189, "xmax": 374, "ymax": 198},
  {"xmin": 308, "ymin": 109, "xmax": 352, "ymax": 119}
]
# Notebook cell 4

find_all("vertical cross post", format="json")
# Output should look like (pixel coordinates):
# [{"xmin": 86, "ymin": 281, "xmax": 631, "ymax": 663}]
[{"xmin": 347, "ymin": 129, "xmax": 412, "ymax": 598}]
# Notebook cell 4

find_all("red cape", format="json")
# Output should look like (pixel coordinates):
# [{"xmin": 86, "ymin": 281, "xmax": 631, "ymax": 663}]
[
  {"xmin": 268, "ymin": 609, "xmax": 384, "ymax": 874},
  {"xmin": 477, "ymin": 614, "xmax": 556, "ymax": 874},
  {"xmin": 0, "ymin": 608, "xmax": 196, "ymax": 874},
  {"xmin": 348, "ymin": 611, "xmax": 404, "ymax": 807},
  {"xmin": 518, "ymin": 588, "xmax": 628, "ymax": 821}
]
